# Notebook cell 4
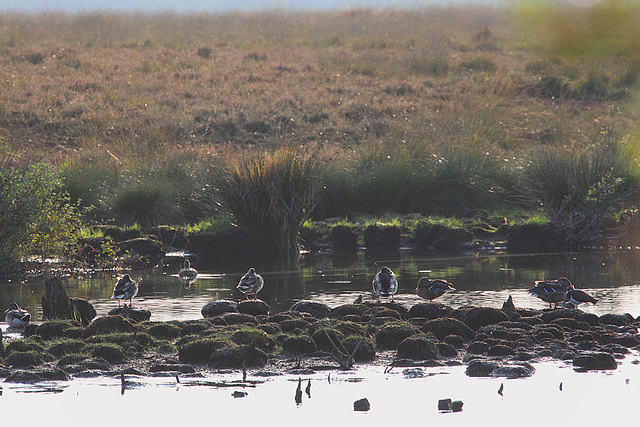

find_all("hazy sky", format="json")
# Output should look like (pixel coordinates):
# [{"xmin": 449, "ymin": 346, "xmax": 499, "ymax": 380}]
[{"xmin": 1, "ymin": 0, "xmax": 504, "ymax": 13}]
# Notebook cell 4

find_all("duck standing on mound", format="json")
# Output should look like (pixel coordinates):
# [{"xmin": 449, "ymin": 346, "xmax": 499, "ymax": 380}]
[
  {"xmin": 372, "ymin": 267, "xmax": 398, "ymax": 302},
  {"xmin": 112, "ymin": 274, "xmax": 138, "ymax": 307},
  {"xmin": 4, "ymin": 302, "xmax": 31, "ymax": 328},
  {"xmin": 416, "ymin": 277, "xmax": 455, "ymax": 301},
  {"xmin": 178, "ymin": 259, "xmax": 198, "ymax": 285},
  {"xmin": 237, "ymin": 268, "xmax": 264, "ymax": 300},
  {"xmin": 566, "ymin": 289, "xmax": 598, "ymax": 307},
  {"xmin": 528, "ymin": 277, "xmax": 574, "ymax": 309}
]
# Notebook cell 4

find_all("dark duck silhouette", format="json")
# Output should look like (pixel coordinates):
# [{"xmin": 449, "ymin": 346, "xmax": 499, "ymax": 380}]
[
  {"xmin": 112, "ymin": 274, "xmax": 138, "ymax": 307},
  {"xmin": 4, "ymin": 302, "xmax": 31, "ymax": 328},
  {"xmin": 566, "ymin": 288, "xmax": 598, "ymax": 307},
  {"xmin": 237, "ymin": 268, "xmax": 264, "ymax": 300},
  {"xmin": 372, "ymin": 267, "xmax": 398, "ymax": 302},
  {"xmin": 528, "ymin": 277, "xmax": 573, "ymax": 309},
  {"xmin": 416, "ymin": 277, "xmax": 455, "ymax": 301}
]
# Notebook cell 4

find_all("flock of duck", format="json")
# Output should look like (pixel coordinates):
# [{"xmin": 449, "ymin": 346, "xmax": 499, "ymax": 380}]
[{"xmin": 3, "ymin": 264, "xmax": 598, "ymax": 329}]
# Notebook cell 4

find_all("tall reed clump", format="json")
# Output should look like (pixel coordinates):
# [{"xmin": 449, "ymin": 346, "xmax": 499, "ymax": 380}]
[
  {"xmin": 214, "ymin": 147, "xmax": 321, "ymax": 257},
  {"xmin": 521, "ymin": 142, "xmax": 637, "ymax": 243},
  {"xmin": 0, "ymin": 153, "xmax": 80, "ymax": 272}
]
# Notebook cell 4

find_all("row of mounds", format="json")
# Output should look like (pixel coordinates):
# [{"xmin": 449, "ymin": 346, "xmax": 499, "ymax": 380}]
[{"xmin": 2, "ymin": 297, "xmax": 637, "ymax": 383}]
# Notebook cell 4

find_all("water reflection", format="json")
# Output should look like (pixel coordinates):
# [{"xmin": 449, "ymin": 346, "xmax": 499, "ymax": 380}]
[{"xmin": 2, "ymin": 250, "xmax": 640, "ymax": 324}]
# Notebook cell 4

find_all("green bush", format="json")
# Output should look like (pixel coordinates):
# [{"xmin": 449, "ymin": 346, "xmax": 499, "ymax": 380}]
[{"xmin": 0, "ymin": 152, "xmax": 80, "ymax": 272}]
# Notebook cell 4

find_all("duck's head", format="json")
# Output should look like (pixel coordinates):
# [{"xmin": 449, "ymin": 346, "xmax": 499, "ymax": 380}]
[
  {"xmin": 5, "ymin": 302, "xmax": 20, "ymax": 312},
  {"xmin": 248, "ymin": 267, "xmax": 256, "ymax": 274},
  {"xmin": 184, "ymin": 260, "xmax": 191, "ymax": 268},
  {"xmin": 558, "ymin": 277, "xmax": 573, "ymax": 289},
  {"xmin": 380, "ymin": 267, "xmax": 393, "ymax": 275}
]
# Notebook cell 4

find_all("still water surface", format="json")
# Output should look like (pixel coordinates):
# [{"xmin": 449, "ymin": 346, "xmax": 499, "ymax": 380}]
[
  {"xmin": 2, "ymin": 249, "xmax": 640, "ymax": 425},
  {"xmin": 2, "ymin": 249, "xmax": 640, "ymax": 321}
]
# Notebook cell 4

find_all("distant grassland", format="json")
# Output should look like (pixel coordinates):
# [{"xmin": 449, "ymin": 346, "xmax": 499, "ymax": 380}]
[{"xmin": 1, "ymin": 4, "xmax": 640, "ymax": 254}]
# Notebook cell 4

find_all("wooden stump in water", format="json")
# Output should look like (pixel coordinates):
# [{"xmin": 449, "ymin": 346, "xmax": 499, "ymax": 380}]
[{"xmin": 42, "ymin": 277, "xmax": 96, "ymax": 326}]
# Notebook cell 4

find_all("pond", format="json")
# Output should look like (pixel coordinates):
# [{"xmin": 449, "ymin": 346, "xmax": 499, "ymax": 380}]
[{"xmin": 2, "ymin": 249, "xmax": 640, "ymax": 423}]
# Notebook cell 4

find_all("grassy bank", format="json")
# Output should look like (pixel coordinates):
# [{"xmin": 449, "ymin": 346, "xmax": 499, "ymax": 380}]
[{"xmin": 2, "ymin": 4, "xmax": 640, "ymax": 265}]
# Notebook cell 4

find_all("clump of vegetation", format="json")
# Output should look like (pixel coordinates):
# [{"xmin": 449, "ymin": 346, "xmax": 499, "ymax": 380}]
[
  {"xmin": 0, "ymin": 151, "xmax": 80, "ymax": 272},
  {"xmin": 214, "ymin": 147, "xmax": 321, "ymax": 256}
]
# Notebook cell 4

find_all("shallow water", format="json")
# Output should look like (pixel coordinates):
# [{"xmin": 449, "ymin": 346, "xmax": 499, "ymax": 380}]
[
  {"xmin": 2, "ymin": 249, "xmax": 640, "ymax": 424},
  {"xmin": 2, "ymin": 249, "xmax": 640, "ymax": 323}
]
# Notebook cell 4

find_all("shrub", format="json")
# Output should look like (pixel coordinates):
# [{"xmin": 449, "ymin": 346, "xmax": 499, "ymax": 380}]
[
  {"xmin": 0, "ymin": 152, "xmax": 80, "ymax": 272},
  {"xmin": 214, "ymin": 147, "xmax": 321, "ymax": 256},
  {"xmin": 521, "ymin": 142, "xmax": 636, "ymax": 242}
]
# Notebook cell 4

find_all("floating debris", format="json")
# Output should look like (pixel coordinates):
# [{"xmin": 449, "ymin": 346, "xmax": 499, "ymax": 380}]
[
  {"xmin": 498, "ymin": 383, "xmax": 504, "ymax": 396},
  {"xmin": 354, "ymin": 397, "xmax": 370, "ymax": 412},
  {"xmin": 438, "ymin": 398, "xmax": 463, "ymax": 413},
  {"xmin": 232, "ymin": 390, "xmax": 247, "ymax": 398}
]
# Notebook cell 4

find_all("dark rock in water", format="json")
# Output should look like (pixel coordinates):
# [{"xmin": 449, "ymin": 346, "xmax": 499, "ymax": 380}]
[
  {"xmin": 41, "ymin": 277, "xmax": 97, "ymax": 326},
  {"xmin": 290, "ymin": 300, "xmax": 330, "ymax": 318},
  {"xmin": 148, "ymin": 323, "xmax": 181, "ymax": 339},
  {"xmin": 118, "ymin": 237, "xmax": 164, "ymax": 267},
  {"xmin": 282, "ymin": 336, "xmax": 317, "ymax": 355},
  {"xmin": 376, "ymin": 323, "xmax": 421, "ymax": 350},
  {"xmin": 364, "ymin": 224, "xmax": 401, "ymax": 249},
  {"xmin": 438, "ymin": 398, "xmax": 452, "ymax": 411},
  {"xmin": 443, "ymin": 334, "xmax": 465, "ymax": 349},
  {"xmin": 5, "ymin": 368, "xmax": 70, "ymax": 383},
  {"xmin": 108, "ymin": 306, "xmax": 151, "ymax": 322},
  {"xmin": 329, "ymin": 304, "xmax": 369, "ymax": 319},
  {"xmin": 42, "ymin": 277, "xmax": 72, "ymax": 320},
  {"xmin": 488, "ymin": 344, "xmax": 515, "ymax": 356},
  {"xmin": 70, "ymin": 298, "xmax": 97, "ymax": 326},
  {"xmin": 599, "ymin": 313, "xmax": 634, "ymax": 326},
  {"xmin": 220, "ymin": 312, "xmax": 259, "ymax": 325},
  {"xmin": 201, "ymin": 300, "xmax": 238, "ymax": 318},
  {"xmin": 408, "ymin": 302, "xmax": 453, "ymax": 320},
  {"xmin": 354, "ymin": 397, "xmax": 371, "ymax": 412},
  {"xmin": 208, "ymin": 346, "xmax": 267, "ymax": 368},
  {"xmin": 237, "ymin": 300, "xmax": 270, "ymax": 316},
  {"xmin": 343, "ymin": 337, "xmax": 376, "ymax": 362},
  {"xmin": 36, "ymin": 320, "xmax": 81, "ymax": 340},
  {"xmin": 178, "ymin": 338, "xmax": 230, "ymax": 364},
  {"xmin": 83, "ymin": 316, "xmax": 136, "ymax": 337},
  {"xmin": 466, "ymin": 359, "xmax": 535, "ymax": 378},
  {"xmin": 573, "ymin": 352, "xmax": 617, "ymax": 371},
  {"xmin": 450, "ymin": 400, "xmax": 464, "ymax": 412},
  {"xmin": 507, "ymin": 223, "xmax": 567, "ymax": 252},
  {"xmin": 501, "ymin": 295, "xmax": 519, "ymax": 320},
  {"xmin": 365, "ymin": 301, "xmax": 409, "ymax": 318},
  {"xmin": 91, "ymin": 344, "xmax": 127, "ymax": 363},
  {"xmin": 422, "ymin": 318, "xmax": 475, "ymax": 341},
  {"xmin": 456, "ymin": 307, "xmax": 509, "ymax": 330},
  {"xmin": 329, "ymin": 225, "xmax": 359, "ymax": 251},
  {"xmin": 396, "ymin": 334, "xmax": 440, "ymax": 360},
  {"xmin": 414, "ymin": 224, "xmax": 473, "ymax": 250},
  {"xmin": 5, "ymin": 351, "xmax": 43, "ymax": 368}
]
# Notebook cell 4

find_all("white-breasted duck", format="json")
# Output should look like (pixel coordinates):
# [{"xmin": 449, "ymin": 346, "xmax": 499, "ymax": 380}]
[
  {"xmin": 237, "ymin": 268, "xmax": 264, "ymax": 300},
  {"xmin": 4, "ymin": 302, "xmax": 31, "ymax": 328},
  {"xmin": 112, "ymin": 274, "xmax": 138, "ymax": 307},
  {"xmin": 372, "ymin": 267, "xmax": 398, "ymax": 302}
]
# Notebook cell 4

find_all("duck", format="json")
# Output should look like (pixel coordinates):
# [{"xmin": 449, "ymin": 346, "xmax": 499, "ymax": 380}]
[
  {"xmin": 566, "ymin": 289, "xmax": 598, "ymax": 307},
  {"xmin": 112, "ymin": 274, "xmax": 138, "ymax": 307},
  {"xmin": 372, "ymin": 267, "xmax": 398, "ymax": 302},
  {"xmin": 416, "ymin": 277, "xmax": 455, "ymax": 301},
  {"xmin": 178, "ymin": 259, "xmax": 198, "ymax": 284},
  {"xmin": 528, "ymin": 277, "xmax": 574, "ymax": 309},
  {"xmin": 237, "ymin": 268, "xmax": 264, "ymax": 300},
  {"xmin": 4, "ymin": 302, "xmax": 31, "ymax": 328}
]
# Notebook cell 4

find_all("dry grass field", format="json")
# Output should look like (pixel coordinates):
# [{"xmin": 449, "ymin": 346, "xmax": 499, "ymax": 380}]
[{"xmin": 2, "ymin": 3, "xmax": 640, "ymax": 261}]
